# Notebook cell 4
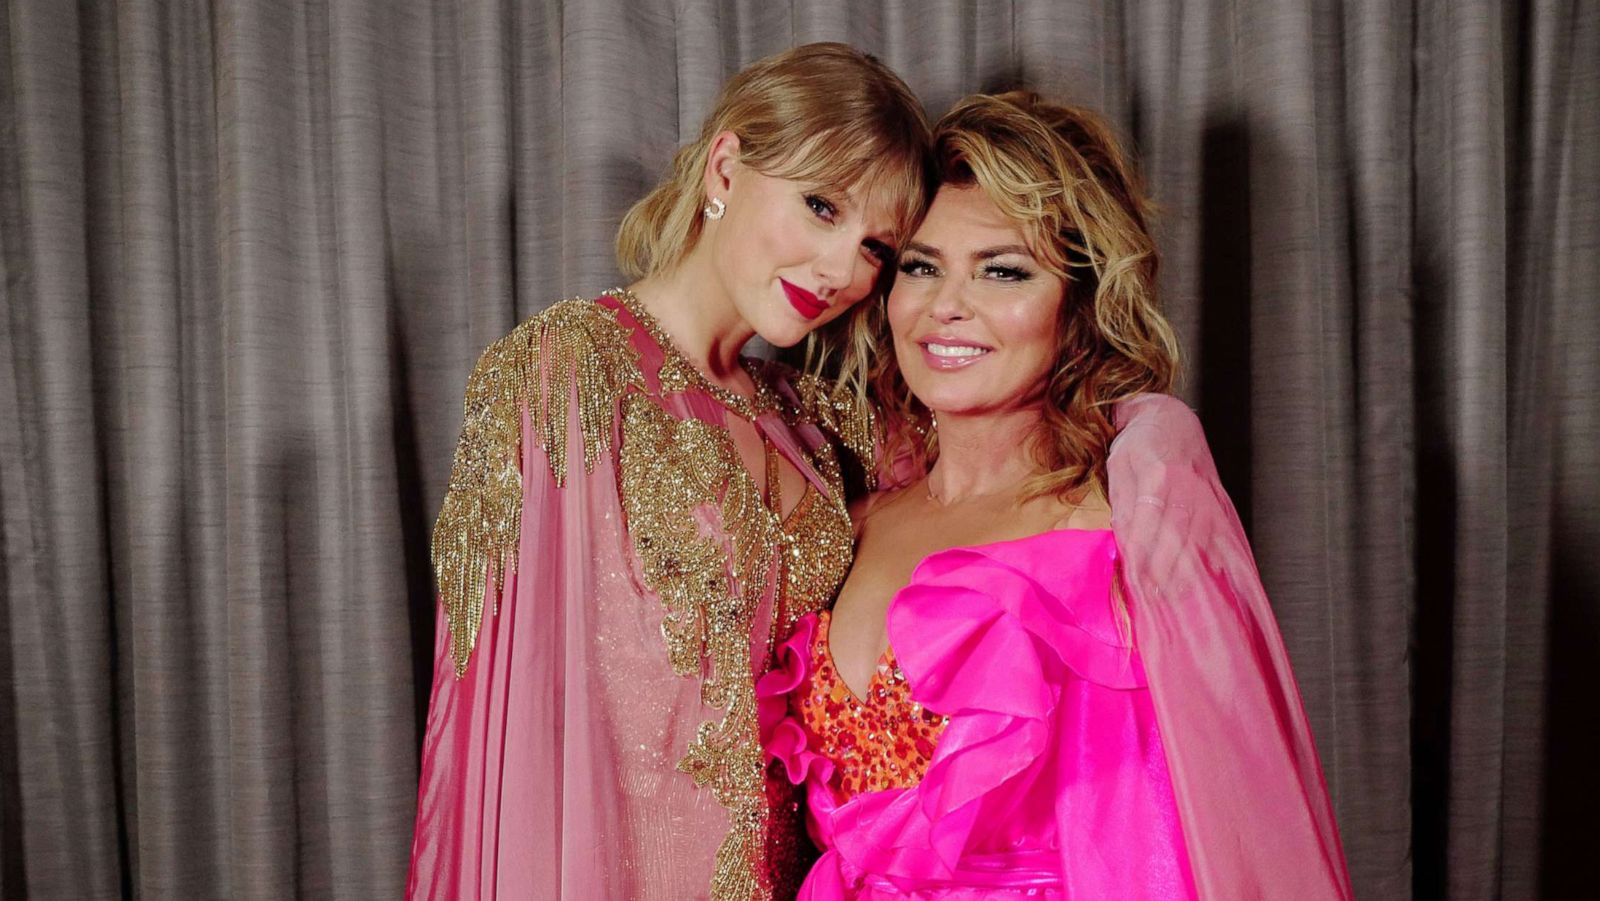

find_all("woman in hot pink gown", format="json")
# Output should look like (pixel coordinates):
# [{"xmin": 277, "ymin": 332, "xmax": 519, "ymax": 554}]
[
  {"xmin": 760, "ymin": 93, "xmax": 1354, "ymax": 899},
  {"xmin": 407, "ymin": 44, "xmax": 930, "ymax": 899}
]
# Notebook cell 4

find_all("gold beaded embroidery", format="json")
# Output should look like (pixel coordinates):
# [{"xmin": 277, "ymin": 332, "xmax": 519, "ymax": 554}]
[
  {"xmin": 616, "ymin": 380, "xmax": 852, "ymax": 898},
  {"xmin": 603, "ymin": 288, "xmax": 783, "ymax": 420},
  {"xmin": 431, "ymin": 299, "xmax": 642, "ymax": 675},
  {"xmin": 789, "ymin": 372, "xmax": 879, "ymax": 489},
  {"xmin": 433, "ymin": 289, "xmax": 861, "ymax": 897}
]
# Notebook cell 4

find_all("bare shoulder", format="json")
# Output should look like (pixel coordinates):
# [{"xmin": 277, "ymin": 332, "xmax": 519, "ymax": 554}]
[
  {"xmin": 848, "ymin": 484, "xmax": 913, "ymax": 537},
  {"xmin": 1045, "ymin": 484, "xmax": 1113, "ymax": 531}
]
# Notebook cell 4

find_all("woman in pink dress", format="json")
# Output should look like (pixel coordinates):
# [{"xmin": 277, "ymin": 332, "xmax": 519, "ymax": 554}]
[
  {"xmin": 759, "ymin": 92, "xmax": 1354, "ymax": 899},
  {"xmin": 407, "ymin": 44, "xmax": 930, "ymax": 899}
]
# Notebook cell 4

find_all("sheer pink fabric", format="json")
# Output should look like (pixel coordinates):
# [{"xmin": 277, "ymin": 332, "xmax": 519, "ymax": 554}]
[
  {"xmin": 407, "ymin": 401, "xmax": 732, "ymax": 898},
  {"xmin": 761, "ymin": 393, "xmax": 1352, "ymax": 899},
  {"xmin": 407, "ymin": 297, "xmax": 845, "ymax": 898},
  {"xmin": 1108, "ymin": 394, "xmax": 1352, "ymax": 899}
]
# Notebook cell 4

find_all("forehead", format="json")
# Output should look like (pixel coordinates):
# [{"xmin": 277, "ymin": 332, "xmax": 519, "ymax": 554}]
[{"xmin": 912, "ymin": 184, "xmax": 1025, "ymax": 249}]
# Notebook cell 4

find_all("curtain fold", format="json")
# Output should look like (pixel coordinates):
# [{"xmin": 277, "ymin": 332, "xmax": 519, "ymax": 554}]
[{"xmin": 1, "ymin": 1, "xmax": 1593, "ymax": 898}]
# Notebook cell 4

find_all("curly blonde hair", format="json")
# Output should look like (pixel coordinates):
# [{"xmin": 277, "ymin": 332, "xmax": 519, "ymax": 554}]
[
  {"xmin": 873, "ymin": 91, "xmax": 1180, "ymax": 502},
  {"xmin": 615, "ymin": 43, "xmax": 932, "ymax": 398}
]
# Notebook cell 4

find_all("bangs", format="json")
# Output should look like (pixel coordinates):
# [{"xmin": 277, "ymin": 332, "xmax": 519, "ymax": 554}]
[
  {"xmin": 940, "ymin": 134, "xmax": 1079, "ymax": 280},
  {"xmin": 763, "ymin": 124, "xmax": 931, "ymax": 247}
]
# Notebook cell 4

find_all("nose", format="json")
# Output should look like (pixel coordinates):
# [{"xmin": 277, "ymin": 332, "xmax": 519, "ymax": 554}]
[
  {"xmin": 926, "ymin": 276, "xmax": 972, "ymax": 323},
  {"xmin": 812, "ymin": 231, "xmax": 868, "ymax": 298}
]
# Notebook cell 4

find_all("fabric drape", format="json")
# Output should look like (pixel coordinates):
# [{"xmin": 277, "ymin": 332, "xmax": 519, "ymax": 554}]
[{"xmin": 1, "ymin": 1, "xmax": 1594, "ymax": 898}]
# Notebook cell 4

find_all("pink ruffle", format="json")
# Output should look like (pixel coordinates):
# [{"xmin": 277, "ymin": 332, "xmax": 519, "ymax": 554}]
[
  {"xmin": 781, "ymin": 530, "xmax": 1196, "ymax": 898},
  {"xmin": 831, "ymin": 532, "xmax": 1123, "ymax": 886},
  {"xmin": 757, "ymin": 613, "xmax": 835, "ymax": 789}
]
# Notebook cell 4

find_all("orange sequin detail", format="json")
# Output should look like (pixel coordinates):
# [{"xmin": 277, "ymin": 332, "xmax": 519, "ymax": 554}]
[{"xmin": 795, "ymin": 611, "xmax": 948, "ymax": 800}]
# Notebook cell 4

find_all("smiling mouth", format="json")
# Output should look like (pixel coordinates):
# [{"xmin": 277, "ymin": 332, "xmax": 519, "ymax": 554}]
[
  {"xmin": 918, "ymin": 340, "xmax": 993, "ymax": 370},
  {"xmin": 923, "ymin": 342, "xmax": 989, "ymax": 358}
]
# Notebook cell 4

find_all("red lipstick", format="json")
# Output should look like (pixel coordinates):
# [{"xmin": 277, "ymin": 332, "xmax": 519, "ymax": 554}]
[{"xmin": 780, "ymin": 279, "xmax": 828, "ymax": 320}]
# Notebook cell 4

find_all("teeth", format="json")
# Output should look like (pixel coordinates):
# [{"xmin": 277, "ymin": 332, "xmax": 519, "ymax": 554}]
[{"xmin": 926, "ymin": 343, "xmax": 987, "ymax": 358}]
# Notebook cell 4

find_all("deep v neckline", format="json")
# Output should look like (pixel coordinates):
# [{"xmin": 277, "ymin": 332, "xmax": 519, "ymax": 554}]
[
  {"xmin": 599, "ymin": 290, "xmax": 834, "ymax": 519},
  {"xmin": 819, "ymin": 609, "xmax": 897, "ymax": 706},
  {"xmin": 825, "ymin": 527, "xmax": 1118, "ymax": 703}
]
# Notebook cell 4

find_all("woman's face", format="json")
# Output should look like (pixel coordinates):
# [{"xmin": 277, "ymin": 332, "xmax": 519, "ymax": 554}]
[
  {"xmin": 703, "ymin": 136, "xmax": 900, "ymax": 348},
  {"xmin": 888, "ymin": 184, "xmax": 1066, "ymax": 417}
]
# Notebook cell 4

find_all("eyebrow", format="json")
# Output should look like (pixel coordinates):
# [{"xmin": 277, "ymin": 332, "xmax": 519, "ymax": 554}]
[
  {"xmin": 902, "ymin": 242, "xmax": 1034, "ymax": 261},
  {"xmin": 974, "ymin": 244, "xmax": 1033, "ymax": 261}
]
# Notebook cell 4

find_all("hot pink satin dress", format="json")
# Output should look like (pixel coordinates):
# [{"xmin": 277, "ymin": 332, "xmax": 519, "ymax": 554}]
[
  {"xmin": 764, "ymin": 530, "xmax": 1194, "ymax": 898},
  {"xmin": 759, "ymin": 394, "xmax": 1354, "ymax": 900}
]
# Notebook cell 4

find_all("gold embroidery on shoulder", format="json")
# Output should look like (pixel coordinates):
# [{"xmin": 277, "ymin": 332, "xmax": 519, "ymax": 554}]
[
  {"xmin": 432, "ymin": 299, "xmax": 641, "ymax": 675},
  {"xmin": 788, "ymin": 372, "xmax": 879, "ymax": 490}
]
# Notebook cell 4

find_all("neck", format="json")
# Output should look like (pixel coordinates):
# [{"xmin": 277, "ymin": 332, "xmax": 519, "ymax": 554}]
[
  {"xmin": 626, "ymin": 248, "xmax": 752, "ymax": 380},
  {"xmin": 925, "ymin": 406, "xmax": 1045, "ymax": 504}
]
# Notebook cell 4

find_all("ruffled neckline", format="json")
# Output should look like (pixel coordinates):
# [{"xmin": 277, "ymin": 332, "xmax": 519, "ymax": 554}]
[{"xmin": 763, "ymin": 528, "xmax": 1140, "ymax": 883}]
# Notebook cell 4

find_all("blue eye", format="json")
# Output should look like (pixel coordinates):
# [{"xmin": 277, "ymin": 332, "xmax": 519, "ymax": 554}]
[{"xmin": 805, "ymin": 194, "xmax": 838, "ymax": 222}]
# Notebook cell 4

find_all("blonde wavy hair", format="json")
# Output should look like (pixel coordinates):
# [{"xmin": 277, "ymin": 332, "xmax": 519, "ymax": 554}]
[
  {"xmin": 616, "ymin": 43, "xmax": 932, "ymax": 397},
  {"xmin": 873, "ymin": 91, "xmax": 1180, "ymax": 503}
]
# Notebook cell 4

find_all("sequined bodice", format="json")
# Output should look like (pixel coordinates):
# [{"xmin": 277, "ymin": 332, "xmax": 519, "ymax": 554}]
[
  {"xmin": 604, "ymin": 290, "xmax": 858, "ymax": 898},
  {"xmin": 795, "ymin": 610, "xmax": 948, "ymax": 800},
  {"xmin": 770, "ymin": 471, "xmax": 853, "ymax": 637}
]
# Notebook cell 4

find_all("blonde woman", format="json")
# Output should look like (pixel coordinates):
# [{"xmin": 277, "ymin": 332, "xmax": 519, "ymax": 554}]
[
  {"xmin": 759, "ymin": 93, "xmax": 1353, "ymax": 898},
  {"xmin": 407, "ymin": 44, "xmax": 930, "ymax": 899}
]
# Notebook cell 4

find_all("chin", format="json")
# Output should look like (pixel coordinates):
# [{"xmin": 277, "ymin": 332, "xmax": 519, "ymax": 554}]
[
  {"xmin": 755, "ymin": 321, "xmax": 809, "ymax": 350},
  {"xmin": 905, "ymin": 381, "xmax": 996, "ymax": 417},
  {"xmin": 765, "ymin": 305, "xmax": 841, "ymax": 348}
]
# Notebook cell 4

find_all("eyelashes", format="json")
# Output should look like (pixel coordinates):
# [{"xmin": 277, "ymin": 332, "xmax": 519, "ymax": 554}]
[
  {"xmin": 894, "ymin": 257, "xmax": 1036, "ymax": 282},
  {"xmin": 804, "ymin": 194, "xmax": 838, "ymax": 222},
  {"xmin": 808, "ymin": 193, "xmax": 894, "ymax": 266},
  {"xmin": 981, "ymin": 264, "xmax": 1033, "ymax": 282}
]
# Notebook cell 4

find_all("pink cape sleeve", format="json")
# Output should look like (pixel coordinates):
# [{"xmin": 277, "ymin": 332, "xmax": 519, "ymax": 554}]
[
  {"xmin": 1108, "ymin": 394, "xmax": 1354, "ymax": 900},
  {"xmin": 405, "ymin": 302, "xmax": 730, "ymax": 897},
  {"xmin": 405, "ymin": 396, "xmax": 603, "ymax": 898}
]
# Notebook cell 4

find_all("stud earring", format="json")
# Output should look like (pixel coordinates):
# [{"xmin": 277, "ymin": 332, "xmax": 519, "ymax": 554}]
[{"xmin": 703, "ymin": 197, "xmax": 726, "ymax": 220}]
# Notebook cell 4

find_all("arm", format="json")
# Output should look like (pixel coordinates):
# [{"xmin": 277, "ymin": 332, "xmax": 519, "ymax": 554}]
[
  {"xmin": 430, "ymin": 301, "xmax": 642, "ymax": 675},
  {"xmin": 1109, "ymin": 394, "xmax": 1353, "ymax": 900},
  {"xmin": 408, "ymin": 301, "xmax": 641, "ymax": 898}
]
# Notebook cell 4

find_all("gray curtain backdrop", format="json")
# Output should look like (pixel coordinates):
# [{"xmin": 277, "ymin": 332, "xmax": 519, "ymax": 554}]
[{"xmin": 1, "ymin": 1, "xmax": 1594, "ymax": 898}]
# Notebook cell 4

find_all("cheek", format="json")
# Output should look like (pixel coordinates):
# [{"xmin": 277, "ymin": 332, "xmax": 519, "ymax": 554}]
[
  {"xmin": 726, "ymin": 204, "xmax": 791, "ymax": 270},
  {"xmin": 885, "ymin": 285, "xmax": 923, "ymax": 341},
  {"xmin": 765, "ymin": 211, "xmax": 821, "ymax": 262},
  {"xmin": 1003, "ymin": 300, "xmax": 1063, "ymax": 383}
]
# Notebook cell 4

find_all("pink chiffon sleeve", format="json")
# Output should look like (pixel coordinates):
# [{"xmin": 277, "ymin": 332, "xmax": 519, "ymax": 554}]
[
  {"xmin": 1109, "ymin": 394, "xmax": 1353, "ymax": 900},
  {"xmin": 406, "ymin": 397, "xmax": 649, "ymax": 897},
  {"xmin": 407, "ymin": 307, "xmax": 732, "ymax": 898}
]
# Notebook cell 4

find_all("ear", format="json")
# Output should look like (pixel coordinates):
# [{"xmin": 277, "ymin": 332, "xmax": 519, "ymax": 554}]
[{"xmin": 701, "ymin": 130, "xmax": 742, "ymax": 202}]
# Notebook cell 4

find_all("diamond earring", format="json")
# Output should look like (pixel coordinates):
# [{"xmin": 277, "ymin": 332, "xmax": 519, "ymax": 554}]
[{"xmin": 703, "ymin": 197, "xmax": 726, "ymax": 220}]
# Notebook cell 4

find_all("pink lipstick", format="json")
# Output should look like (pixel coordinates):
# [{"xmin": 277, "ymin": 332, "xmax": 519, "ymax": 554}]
[{"xmin": 917, "ymin": 336, "xmax": 993, "ymax": 371}]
